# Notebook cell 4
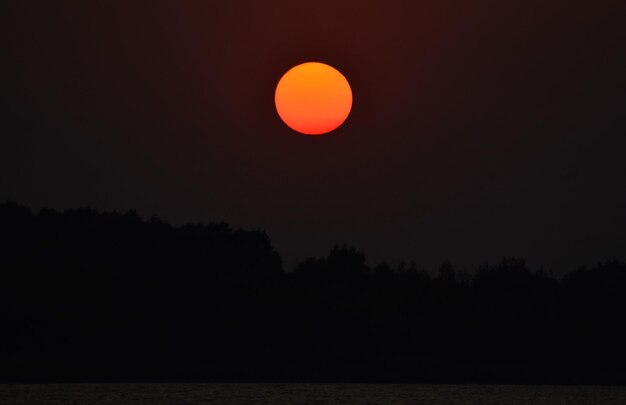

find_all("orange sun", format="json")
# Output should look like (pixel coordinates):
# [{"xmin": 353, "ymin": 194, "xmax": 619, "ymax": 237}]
[{"xmin": 275, "ymin": 62, "xmax": 352, "ymax": 135}]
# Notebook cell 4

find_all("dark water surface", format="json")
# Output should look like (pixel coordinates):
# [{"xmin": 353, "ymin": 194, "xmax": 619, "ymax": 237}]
[{"xmin": 2, "ymin": 383, "xmax": 625, "ymax": 404}]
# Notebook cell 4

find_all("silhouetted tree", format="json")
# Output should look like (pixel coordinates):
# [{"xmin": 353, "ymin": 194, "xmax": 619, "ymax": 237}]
[{"xmin": 1, "ymin": 201, "xmax": 625, "ymax": 384}]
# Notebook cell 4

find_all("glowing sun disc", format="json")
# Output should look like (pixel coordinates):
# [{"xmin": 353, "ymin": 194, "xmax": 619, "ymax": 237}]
[{"xmin": 275, "ymin": 62, "xmax": 352, "ymax": 135}]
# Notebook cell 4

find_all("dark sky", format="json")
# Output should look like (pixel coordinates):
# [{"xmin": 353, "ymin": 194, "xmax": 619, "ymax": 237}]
[{"xmin": 2, "ymin": 1, "xmax": 625, "ymax": 273}]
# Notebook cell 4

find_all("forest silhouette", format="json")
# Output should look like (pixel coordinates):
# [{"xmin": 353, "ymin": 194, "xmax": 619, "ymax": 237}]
[{"xmin": 1, "ymin": 201, "xmax": 625, "ymax": 384}]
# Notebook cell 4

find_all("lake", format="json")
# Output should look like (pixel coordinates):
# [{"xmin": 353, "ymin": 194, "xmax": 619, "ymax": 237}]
[{"xmin": 2, "ymin": 383, "xmax": 625, "ymax": 404}]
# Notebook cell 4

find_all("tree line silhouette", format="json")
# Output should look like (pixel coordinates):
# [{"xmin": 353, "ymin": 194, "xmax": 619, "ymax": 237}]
[{"xmin": 1, "ymin": 201, "xmax": 625, "ymax": 384}]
